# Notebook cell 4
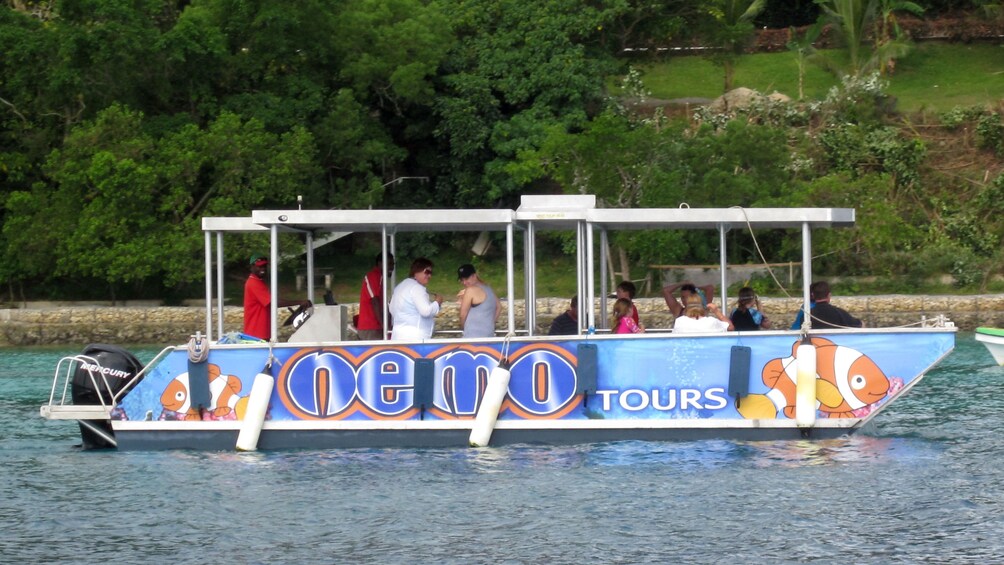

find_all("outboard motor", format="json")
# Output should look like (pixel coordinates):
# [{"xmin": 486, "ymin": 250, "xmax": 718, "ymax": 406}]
[{"xmin": 70, "ymin": 344, "xmax": 144, "ymax": 449}]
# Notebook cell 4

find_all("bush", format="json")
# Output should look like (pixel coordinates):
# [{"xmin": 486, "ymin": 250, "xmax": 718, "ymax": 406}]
[
  {"xmin": 976, "ymin": 113, "xmax": 1004, "ymax": 155},
  {"xmin": 939, "ymin": 105, "xmax": 985, "ymax": 129},
  {"xmin": 816, "ymin": 124, "xmax": 926, "ymax": 188}
]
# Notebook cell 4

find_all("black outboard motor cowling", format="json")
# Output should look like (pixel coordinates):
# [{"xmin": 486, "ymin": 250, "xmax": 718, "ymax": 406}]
[{"xmin": 71, "ymin": 344, "xmax": 144, "ymax": 449}]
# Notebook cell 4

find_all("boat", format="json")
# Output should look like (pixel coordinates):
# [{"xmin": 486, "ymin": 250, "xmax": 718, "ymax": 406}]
[
  {"xmin": 40, "ymin": 195, "xmax": 957, "ymax": 450},
  {"xmin": 975, "ymin": 327, "xmax": 1004, "ymax": 365}
]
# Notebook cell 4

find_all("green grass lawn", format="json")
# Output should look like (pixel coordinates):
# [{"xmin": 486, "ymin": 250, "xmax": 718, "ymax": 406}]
[
  {"xmin": 633, "ymin": 42, "xmax": 1004, "ymax": 113},
  {"xmin": 885, "ymin": 43, "xmax": 1004, "ymax": 112}
]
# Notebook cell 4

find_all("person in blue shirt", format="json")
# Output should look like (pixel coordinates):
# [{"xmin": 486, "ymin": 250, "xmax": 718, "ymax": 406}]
[{"xmin": 791, "ymin": 282, "xmax": 821, "ymax": 330}]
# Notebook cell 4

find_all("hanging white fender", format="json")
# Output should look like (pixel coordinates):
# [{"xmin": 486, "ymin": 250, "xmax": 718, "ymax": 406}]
[
  {"xmin": 468, "ymin": 362, "xmax": 512, "ymax": 448},
  {"xmin": 794, "ymin": 342, "xmax": 817, "ymax": 428},
  {"xmin": 236, "ymin": 365, "xmax": 274, "ymax": 452}
]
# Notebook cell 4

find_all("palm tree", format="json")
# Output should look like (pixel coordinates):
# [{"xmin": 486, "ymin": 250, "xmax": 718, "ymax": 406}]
[
  {"xmin": 786, "ymin": 22, "xmax": 824, "ymax": 99},
  {"xmin": 705, "ymin": 0, "xmax": 767, "ymax": 92},
  {"xmin": 816, "ymin": 0, "xmax": 876, "ymax": 77},
  {"xmin": 874, "ymin": 0, "xmax": 924, "ymax": 75},
  {"xmin": 815, "ymin": 0, "xmax": 922, "ymax": 77}
]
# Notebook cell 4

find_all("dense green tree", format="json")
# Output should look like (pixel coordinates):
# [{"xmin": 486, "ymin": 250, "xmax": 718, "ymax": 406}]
[
  {"xmin": 595, "ymin": 0, "xmax": 699, "ymax": 55},
  {"xmin": 432, "ymin": 0, "xmax": 622, "ymax": 209},
  {"xmin": 180, "ymin": 0, "xmax": 452, "ymax": 206},
  {"xmin": 2, "ymin": 105, "xmax": 320, "ymax": 297},
  {"xmin": 0, "ymin": 0, "xmax": 1000, "ymax": 299}
]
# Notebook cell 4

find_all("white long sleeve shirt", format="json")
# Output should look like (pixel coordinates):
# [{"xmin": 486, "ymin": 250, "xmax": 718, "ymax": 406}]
[{"xmin": 389, "ymin": 277, "xmax": 440, "ymax": 340}]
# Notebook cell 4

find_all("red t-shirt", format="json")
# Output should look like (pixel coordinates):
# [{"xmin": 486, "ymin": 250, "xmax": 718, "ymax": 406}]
[
  {"xmin": 357, "ymin": 267, "xmax": 384, "ymax": 331},
  {"xmin": 243, "ymin": 274, "xmax": 271, "ymax": 340}
]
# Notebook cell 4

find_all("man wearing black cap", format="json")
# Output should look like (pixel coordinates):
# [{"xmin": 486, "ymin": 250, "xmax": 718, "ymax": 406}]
[{"xmin": 243, "ymin": 254, "xmax": 310, "ymax": 341}]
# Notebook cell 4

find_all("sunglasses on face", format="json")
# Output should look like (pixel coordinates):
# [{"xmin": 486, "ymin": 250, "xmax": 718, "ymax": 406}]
[{"xmin": 423, "ymin": 269, "xmax": 433, "ymax": 275}]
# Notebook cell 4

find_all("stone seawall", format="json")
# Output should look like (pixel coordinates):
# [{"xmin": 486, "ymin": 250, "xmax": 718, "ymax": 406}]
[{"xmin": 2, "ymin": 294, "xmax": 1003, "ymax": 347}]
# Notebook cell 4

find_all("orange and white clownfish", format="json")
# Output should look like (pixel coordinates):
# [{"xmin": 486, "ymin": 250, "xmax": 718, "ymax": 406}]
[
  {"xmin": 737, "ymin": 337, "xmax": 891, "ymax": 420},
  {"xmin": 160, "ymin": 364, "xmax": 249, "ymax": 420}
]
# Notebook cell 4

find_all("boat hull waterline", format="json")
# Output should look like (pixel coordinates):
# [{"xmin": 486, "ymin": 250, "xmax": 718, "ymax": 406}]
[{"xmin": 975, "ymin": 327, "xmax": 1004, "ymax": 366}]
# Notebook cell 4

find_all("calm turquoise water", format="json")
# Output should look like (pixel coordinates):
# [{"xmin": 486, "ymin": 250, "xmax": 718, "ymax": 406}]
[{"xmin": 2, "ymin": 336, "xmax": 1003, "ymax": 564}]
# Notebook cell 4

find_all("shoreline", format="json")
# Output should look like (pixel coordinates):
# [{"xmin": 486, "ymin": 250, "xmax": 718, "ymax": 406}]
[{"xmin": 2, "ymin": 294, "xmax": 1002, "ymax": 347}]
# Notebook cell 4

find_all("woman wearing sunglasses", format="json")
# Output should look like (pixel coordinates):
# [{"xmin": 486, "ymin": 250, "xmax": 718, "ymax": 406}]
[{"xmin": 389, "ymin": 257, "xmax": 444, "ymax": 341}]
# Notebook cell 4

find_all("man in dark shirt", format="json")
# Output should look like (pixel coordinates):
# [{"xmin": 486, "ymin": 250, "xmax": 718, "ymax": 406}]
[
  {"xmin": 548, "ymin": 296, "xmax": 579, "ymax": 335},
  {"xmin": 810, "ymin": 281, "xmax": 863, "ymax": 329}
]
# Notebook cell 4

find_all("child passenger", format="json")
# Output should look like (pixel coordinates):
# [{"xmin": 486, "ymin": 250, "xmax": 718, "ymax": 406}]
[
  {"xmin": 615, "ymin": 281, "xmax": 640, "ymax": 324},
  {"xmin": 730, "ymin": 287, "xmax": 772, "ymax": 331},
  {"xmin": 611, "ymin": 298, "xmax": 644, "ymax": 334}
]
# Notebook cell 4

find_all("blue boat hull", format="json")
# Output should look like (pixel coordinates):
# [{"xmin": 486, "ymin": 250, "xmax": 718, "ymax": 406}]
[{"xmin": 98, "ymin": 329, "xmax": 953, "ymax": 450}]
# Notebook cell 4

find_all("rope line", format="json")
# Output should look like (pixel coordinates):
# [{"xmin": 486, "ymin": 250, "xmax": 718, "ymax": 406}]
[{"xmin": 729, "ymin": 206, "xmax": 947, "ymax": 330}]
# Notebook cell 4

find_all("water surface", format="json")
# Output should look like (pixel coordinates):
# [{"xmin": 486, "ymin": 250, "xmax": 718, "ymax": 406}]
[{"xmin": 2, "ymin": 337, "xmax": 1001, "ymax": 563}]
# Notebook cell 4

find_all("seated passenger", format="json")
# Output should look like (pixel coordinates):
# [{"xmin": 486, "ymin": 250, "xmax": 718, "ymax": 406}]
[
  {"xmin": 615, "ymin": 281, "xmax": 640, "ymax": 325},
  {"xmin": 548, "ymin": 296, "xmax": 579, "ymax": 336},
  {"xmin": 790, "ymin": 281, "xmax": 820, "ymax": 330},
  {"xmin": 663, "ymin": 281, "xmax": 715, "ymax": 319},
  {"xmin": 673, "ymin": 294, "xmax": 733, "ymax": 333},
  {"xmin": 611, "ymin": 298, "xmax": 644, "ymax": 334},
  {"xmin": 730, "ymin": 287, "xmax": 772, "ymax": 331},
  {"xmin": 808, "ymin": 281, "xmax": 863, "ymax": 329}
]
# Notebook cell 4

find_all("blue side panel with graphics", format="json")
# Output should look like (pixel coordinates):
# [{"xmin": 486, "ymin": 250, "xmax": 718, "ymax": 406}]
[{"xmin": 116, "ymin": 332, "xmax": 955, "ymax": 424}]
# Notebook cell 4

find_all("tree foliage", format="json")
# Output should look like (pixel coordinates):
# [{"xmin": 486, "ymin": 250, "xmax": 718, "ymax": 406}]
[{"xmin": 0, "ymin": 0, "xmax": 999, "ymax": 299}]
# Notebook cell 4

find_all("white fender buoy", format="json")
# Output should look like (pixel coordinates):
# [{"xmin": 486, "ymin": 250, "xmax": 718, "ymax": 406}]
[
  {"xmin": 468, "ymin": 362, "xmax": 511, "ymax": 447},
  {"xmin": 236, "ymin": 365, "xmax": 274, "ymax": 452},
  {"xmin": 794, "ymin": 342, "xmax": 817, "ymax": 428}
]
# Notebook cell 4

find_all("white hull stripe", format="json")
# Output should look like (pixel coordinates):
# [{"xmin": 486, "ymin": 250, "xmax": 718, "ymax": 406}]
[
  {"xmin": 113, "ymin": 418, "xmax": 861, "ymax": 432},
  {"xmin": 832, "ymin": 346, "xmax": 866, "ymax": 410}
]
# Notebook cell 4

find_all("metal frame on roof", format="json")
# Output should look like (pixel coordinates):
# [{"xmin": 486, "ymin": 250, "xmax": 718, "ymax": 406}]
[
  {"xmin": 246, "ymin": 208, "xmax": 519, "ymax": 341},
  {"xmin": 585, "ymin": 207, "xmax": 855, "ymax": 230},
  {"xmin": 512, "ymin": 196, "xmax": 854, "ymax": 333},
  {"xmin": 249, "ymin": 208, "xmax": 516, "ymax": 233},
  {"xmin": 201, "ymin": 217, "xmax": 268, "ymax": 340},
  {"xmin": 203, "ymin": 197, "xmax": 856, "ymax": 342}
]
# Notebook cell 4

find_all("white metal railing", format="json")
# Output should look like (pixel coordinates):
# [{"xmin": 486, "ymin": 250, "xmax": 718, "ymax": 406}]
[{"xmin": 40, "ymin": 347, "xmax": 174, "ymax": 421}]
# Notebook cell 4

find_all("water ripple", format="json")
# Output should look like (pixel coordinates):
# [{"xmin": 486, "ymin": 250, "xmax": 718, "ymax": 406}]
[{"xmin": 2, "ymin": 337, "xmax": 1003, "ymax": 563}]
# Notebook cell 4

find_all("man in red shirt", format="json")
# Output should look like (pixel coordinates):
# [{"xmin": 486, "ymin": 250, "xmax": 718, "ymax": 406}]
[
  {"xmin": 356, "ymin": 253, "xmax": 394, "ymax": 340},
  {"xmin": 243, "ymin": 254, "xmax": 308, "ymax": 341}
]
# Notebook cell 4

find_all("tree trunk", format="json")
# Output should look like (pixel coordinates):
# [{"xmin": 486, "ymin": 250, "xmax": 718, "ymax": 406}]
[{"xmin": 618, "ymin": 247, "xmax": 631, "ymax": 285}]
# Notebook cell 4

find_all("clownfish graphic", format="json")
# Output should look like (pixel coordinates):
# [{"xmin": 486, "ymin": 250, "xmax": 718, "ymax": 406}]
[
  {"xmin": 160, "ymin": 363, "xmax": 249, "ymax": 420},
  {"xmin": 737, "ymin": 337, "xmax": 891, "ymax": 420}
]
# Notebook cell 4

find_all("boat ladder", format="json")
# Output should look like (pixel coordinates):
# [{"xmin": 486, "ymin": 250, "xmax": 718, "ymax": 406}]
[{"xmin": 40, "ymin": 354, "xmax": 117, "ymax": 421}]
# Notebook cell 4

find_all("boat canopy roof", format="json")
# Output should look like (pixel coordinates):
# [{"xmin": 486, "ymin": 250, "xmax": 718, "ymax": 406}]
[
  {"xmin": 201, "ymin": 217, "xmax": 269, "ymax": 232},
  {"xmin": 248, "ymin": 208, "xmax": 517, "ymax": 234},
  {"xmin": 200, "ymin": 195, "xmax": 855, "ymax": 340},
  {"xmin": 582, "ymin": 207, "xmax": 854, "ymax": 231},
  {"xmin": 213, "ymin": 196, "xmax": 855, "ymax": 234}
]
